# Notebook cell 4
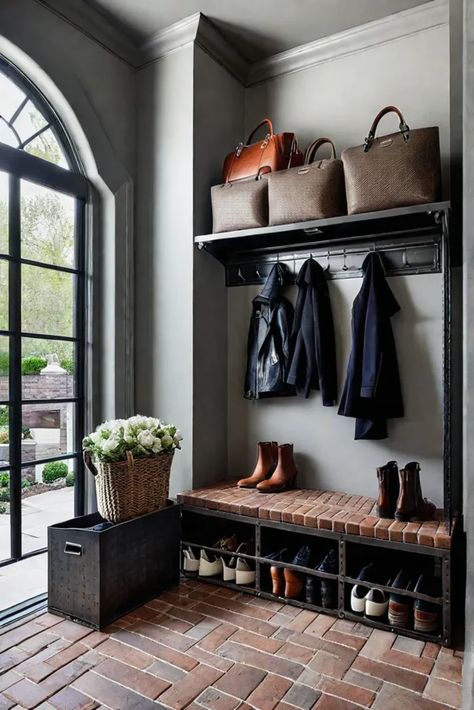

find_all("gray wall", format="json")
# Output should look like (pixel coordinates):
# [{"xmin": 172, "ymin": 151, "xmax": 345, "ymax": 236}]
[
  {"xmin": 135, "ymin": 46, "xmax": 195, "ymax": 496},
  {"xmin": 227, "ymin": 23, "xmax": 449, "ymax": 503}
]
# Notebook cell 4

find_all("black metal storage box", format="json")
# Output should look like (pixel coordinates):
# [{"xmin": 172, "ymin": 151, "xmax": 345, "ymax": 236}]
[{"xmin": 48, "ymin": 501, "xmax": 181, "ymax": 629}]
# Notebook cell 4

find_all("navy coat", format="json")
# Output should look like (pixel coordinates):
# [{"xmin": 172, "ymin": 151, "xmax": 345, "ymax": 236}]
[
  {"xmin": 244, "ymin": 263, "xmax": 295, "ymax": 399},
  {"xmin": 338, "ymin": 252, "xmax": 404, "ymax": 439},
  {"xmin": 286, "ymin": 258, "xmax": 337, "ymax": 405}
]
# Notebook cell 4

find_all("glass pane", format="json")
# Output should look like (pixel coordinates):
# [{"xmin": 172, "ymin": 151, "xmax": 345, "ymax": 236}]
[
  {"xmin": 0, "ymin": 119, "xmax": 18, "ymax": 147},
  {"xmin": 0, "ymin": 336, "xmax": 9, "ymax": 401},
  {"xmin": 22, "ymin": 265, "xmax": 74, "ymax": 337},
  {"xmin": 13, "ymin": 100, "xmax": 48, "ymax": 143},
  {"xmin": 21, "ymin": 458, "xmax": 75, "ymax": 555},
  {"xmin": 0, "ymin": 171, "xmax": 8, "ymax": 254},
  {"xmin": 0, "ymin": 72, "xmax": 26, "ymax": 122},
  {"xmin": 0, "ymin": 260, "xmax": 8, "ymax": 331},
  {"xmin": 21, "ymin": 180, "xmax": 75, "ymax": 267},
  {"xmin": 22, "ymin": 338, "xmax": 75, "ymax": 400},
  {"xmin": 22, "ymin": 402, "xmax": 75, "ymax": 462},
  {"xmin": 0, "ymin": 469, "xmax": 11, "ymax": 563},
  {"xmin": 24, "ymin": 128, "xmax": 69, "ymax": 169},
  {"xmin": 0, "ymin": 405, "xmax": 9, "ymax": 468}
]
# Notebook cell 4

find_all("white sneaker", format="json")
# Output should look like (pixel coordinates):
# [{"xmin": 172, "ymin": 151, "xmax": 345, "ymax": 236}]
[
  {"xmin": 199, "ymin": 549, "xmax": 223, "ymax": 577},
  {"xmin": 182, "ymin": 547, "xmax": 199, "ymax": 574},
  {"xmin": 222, "ymin": 556, "xmax": 237, "ymax": 581},
  {"xmin": 235, "ymin": 558, "xmax": 256, "ymax": 586},
  {"xmin": 351, "ymin": 584, "xmax": 388, "ymax": 617}
]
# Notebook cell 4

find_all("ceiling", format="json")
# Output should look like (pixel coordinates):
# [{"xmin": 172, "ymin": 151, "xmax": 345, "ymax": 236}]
[{"xmin": 83, "ymin": 0, "xmax": 432, "ymax": 63}]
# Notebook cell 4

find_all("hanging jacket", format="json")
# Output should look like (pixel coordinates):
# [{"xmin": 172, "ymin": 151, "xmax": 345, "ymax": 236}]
[
  {"xmin": 286, "ymin": 258, "xmax": 337, "ymax": 405},
  {"xmin": 244, "ymin": 263, "xmax": 295, "ymax": 399},
  {"xmin": 338, "ymin": 252, "xmax": 404, "ymax": 439}
]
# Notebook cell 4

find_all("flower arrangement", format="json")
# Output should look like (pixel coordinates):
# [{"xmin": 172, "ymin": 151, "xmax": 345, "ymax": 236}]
[{"xmin": 83, "ymin": 415, "xmax": 182, "ymax": 463}]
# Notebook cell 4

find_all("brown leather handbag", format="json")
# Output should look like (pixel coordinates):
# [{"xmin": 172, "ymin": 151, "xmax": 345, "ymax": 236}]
[
  {"xmin": 268, "ymin": 137, "xmax": 346, "ymax": 225},
  {"xmin": 223, "ymin": 118, "xmax": 303, "ymax": 183},
  {"xmin": 342, "ymin": 106, "xmax": 441, "ymax": 215}
]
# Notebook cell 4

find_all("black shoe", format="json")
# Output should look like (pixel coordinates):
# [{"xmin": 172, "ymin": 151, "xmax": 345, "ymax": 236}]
[
  {"xmin": 305, "ymin": 574, "xmax": 321, "ymax": 605},
  {"xmin": 265, "ymin": 548, "xmax": 289, "ymax": 561},
  {"xmin": 388, "ymin": 570, "xmax": 412, "ymax": 629},
  {"xmin": 292, "ymin": 545, "xmax": 311, "ymax": 567},
  {"xmin": 414, "ymin": 575, "xmax": 441, "ymax": 633},
  {"xmin": 318, "ymin": 549, "xmax": 338, "ymax": 608}
]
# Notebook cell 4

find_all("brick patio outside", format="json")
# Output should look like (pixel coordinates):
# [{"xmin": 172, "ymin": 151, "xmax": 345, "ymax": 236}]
[{"xmin": 0, "ymin": 579, "xmax": 463, "ymax": 710}]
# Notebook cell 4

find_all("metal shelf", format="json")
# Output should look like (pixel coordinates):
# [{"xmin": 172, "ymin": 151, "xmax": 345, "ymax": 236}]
[{"xmin": 195, "ymin": 201, "xmax": 449, "ymax": 285}]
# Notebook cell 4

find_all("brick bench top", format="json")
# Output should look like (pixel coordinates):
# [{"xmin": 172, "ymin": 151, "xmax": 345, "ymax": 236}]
[{"xmin": 177, "ymin": 480, "xmax": 453, "ymax": 550}]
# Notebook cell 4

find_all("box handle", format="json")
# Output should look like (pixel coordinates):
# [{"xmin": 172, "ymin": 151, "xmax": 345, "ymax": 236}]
[{"xmin": 64, "ymin": 542, "xmax": 82, "ymax": 556}]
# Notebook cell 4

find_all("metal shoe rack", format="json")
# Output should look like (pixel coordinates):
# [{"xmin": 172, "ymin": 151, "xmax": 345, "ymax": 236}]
[
  {"xmin": 181, "ymin": 504, "xmax": 455, "ymax": 646},
  {"xmin": 191, "ymin": 200, "xmax": 463, "ymax": 646}
]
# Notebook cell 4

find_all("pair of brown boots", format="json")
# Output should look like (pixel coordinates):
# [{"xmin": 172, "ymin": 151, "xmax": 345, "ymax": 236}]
[
  {"xmin": 376, "ymin": 460, "xmax": 436, "ymax": 521},
  {"xmin": 237, "ymin": 442, "xmax": 297, "ymax": 493}
]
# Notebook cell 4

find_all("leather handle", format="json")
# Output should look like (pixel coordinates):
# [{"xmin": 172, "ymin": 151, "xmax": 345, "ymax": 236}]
[
  {"xmin": 364, "ymin": 105, "xmax": 410, "ymax": 152},
  {"xmin": 246, "ymin": 118, "xmax": 274, "ymax": 145},
  {"xmin": 83, "ymin": 450, "xmax": 98, "ymax": 477},
  {"xmin": 304, "ymin": 137, "xmax": 337, "ymax": 165}
]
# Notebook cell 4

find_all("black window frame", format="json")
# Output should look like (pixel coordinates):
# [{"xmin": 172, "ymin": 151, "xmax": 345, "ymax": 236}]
[{"xmin": 0, "ymin": 56, "xmax": 89, "ymax": 568}]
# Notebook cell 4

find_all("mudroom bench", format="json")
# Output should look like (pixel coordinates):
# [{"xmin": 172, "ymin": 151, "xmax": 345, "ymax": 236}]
[{"xmin": 177, "ymin": 481, "xmax": 458, "ymax": 646}]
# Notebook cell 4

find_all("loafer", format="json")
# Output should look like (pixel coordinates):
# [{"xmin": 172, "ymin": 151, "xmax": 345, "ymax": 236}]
[
  {"xmin": 318, "ymin": 549, "xmax": 338, "ymax": 609},
  {"xmin": 388, "ymin": 570, "xmax": 412, "ymax": 628},
  {"xmin": 413, "ymin": 575, "xmax": 441, "ymax": 633},
  {"xmin": 351, "ymin": 563, "xmax": 381, "ymax": 613}
]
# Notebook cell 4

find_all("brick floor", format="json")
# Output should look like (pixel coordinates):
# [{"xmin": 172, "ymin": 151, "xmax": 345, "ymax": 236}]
[{"xmin": 0, "ymin": 580, "xmax": 463, "ymax": 709}]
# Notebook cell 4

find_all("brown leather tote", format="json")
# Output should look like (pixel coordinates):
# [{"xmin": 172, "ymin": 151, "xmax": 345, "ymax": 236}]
[
  {"xmin": 223, "ymin": 118, "xmax": 303, "ymax": 183},
  {"xmin": 341, "ymin": 106, "xmax": 441, "ymax": 215},
  {"xmin": 268, "ymin": 137, "xmax": 346, "ymax": 225}
]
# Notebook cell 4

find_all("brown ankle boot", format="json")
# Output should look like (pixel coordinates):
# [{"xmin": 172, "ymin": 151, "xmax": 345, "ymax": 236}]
[
  {"xmin": 395, "ymin": 467, "xmax": 417, "ymax": 521},
  {"xmin": 376, "ymin": 461, "xmax": 399, "ymax": 518},
  {"xmin": 410, "ymin": 462, "xmax": 436, "ymax": 520},
  {"xmin": 283, "ymin": 568, "xmax": 304, "ymax": 599},
  {"xmin": 270, "ymin": 565, "xmax": 284, "ymax": 596},
  {"xmin": 237, "ymin": 441, "xmax": 277, "ymax": 488},
  {"xmin": 257, "ymin": 444, "xmax": 297, "ymax": 493}
]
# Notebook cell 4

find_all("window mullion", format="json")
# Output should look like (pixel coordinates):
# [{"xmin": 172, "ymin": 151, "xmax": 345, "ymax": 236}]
[{"xmin": 8, "ymin": 175, "xmax": 22, "ymax": 560}]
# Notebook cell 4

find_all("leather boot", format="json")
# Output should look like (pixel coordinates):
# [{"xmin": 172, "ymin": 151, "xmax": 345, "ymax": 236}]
[
  {"xmin": 237, "ymin": 441, "xmax": 277, "ymax": 488},
  {"xmin": 376, "ymin": 461, "xmax": 400, "ymax": 518},
  {"xmin": 257, "ymin": 444, "xmax": 297, "ymax": 493},
  {"xmin": 410, "ymin": 462, "xmax": 436, "ymax": 520},
  {"xmin": 394, "ymin": 467, "xmax": 417, "ymax": 521}
]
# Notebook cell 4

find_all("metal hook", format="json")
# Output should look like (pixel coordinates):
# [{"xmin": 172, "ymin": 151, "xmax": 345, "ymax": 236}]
[
  {"xmin": 325, "ymin": 250, "xmax": 330, "ymax": 272},
  {"xmin": 255, "ymin": 264, "xmax": 261, "ymax": 280},
  {"xmin": 237, "ymin": 267, "xmax": 246, "ymax": 283},
  {"xmin": 402, "ymin": 249, "xmax": 410, "ymax": 267},
  {"xmin": 343, "ymin": 250, "xmax": 348, "ymax": 271}
]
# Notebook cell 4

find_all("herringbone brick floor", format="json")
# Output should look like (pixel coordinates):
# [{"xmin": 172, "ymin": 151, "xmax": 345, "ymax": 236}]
[{"xmin": 0, "ymin": 580, "xmax": 463, "ymax": 710}]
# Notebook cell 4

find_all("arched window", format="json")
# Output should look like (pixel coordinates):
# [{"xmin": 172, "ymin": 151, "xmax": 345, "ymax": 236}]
[{"xmin": 0, "ymin": 56, "xmax": 88, "ymax": 574}]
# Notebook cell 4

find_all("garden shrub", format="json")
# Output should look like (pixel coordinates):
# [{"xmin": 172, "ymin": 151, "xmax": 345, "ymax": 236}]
[
  {"xmin": 0, "ymin": 504, "xmax": 6, "ymax": 514},
  {"xmin": 21, "ymin": 478, "xmax": 31, "ymax": 488},
  {"xmin": 0, "ymin": 406, "xmax": 8, "ymax": 426},
  {"xmin": 0, "ymin": 352, "xmax": 8, "ymax": 376},
  {"xmin": 0, "ymin": 428, "xmax": 8, "ymax": 444},
  {"xmin": 0, "ymin": 489, "xmax": 9, "ymax": 502},
  {"xmin": 42, "ymin": 461, "xmax": 69, "ymax": 483},
  {"xmin": 65, "ymin": 471, "xmax": 74, "ymax": 487},
  {"xmin": 22, "ymin": 426, "xmax": 33, "ymax": 440},
  {"xmin": 60, "ymin": 358, "xmax": 74, "ymax": 375},
  {"xmin": 0, "ymin": 473, "xmax": 9, "ymax": 487},
  {"xmin": 21, "ymin": 356, "xmax": 47, "ymax": 375}
]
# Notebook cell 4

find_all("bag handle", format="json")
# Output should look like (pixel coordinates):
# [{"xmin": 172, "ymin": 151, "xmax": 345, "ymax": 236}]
[
  {"xmin": 83, "ymin": 450, "xmax": 98, "ymax": 477},
  {"xmin": 246, "ymin": 118, "xmax": 274, "ymax": 145},
  {"xmin": 364, "ymin": 105, "xmax": 410, "ymax": 152},
  {"xmin": 304, "ymin": 137, "xmax": 337, "ymax": 165}
]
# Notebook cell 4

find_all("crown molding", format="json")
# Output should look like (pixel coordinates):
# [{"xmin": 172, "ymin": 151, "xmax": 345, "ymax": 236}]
[
  {"xmin": 247, "ymin": 0, "xmax": 449, "ymax": 86},
  {"xmin": 35, "ymin": 0, "xmax": 140, "ymax": 67},
  {"xmin": 139, "ymin": 13, "xmax": 201, "ymax": 66},
  {"xmin": 193, "ymin": 15, "xmax": 249, "ymax": 84}
]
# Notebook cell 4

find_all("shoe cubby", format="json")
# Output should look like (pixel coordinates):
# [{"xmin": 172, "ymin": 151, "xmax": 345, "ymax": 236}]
[{"xmin": 180, "ymin": 500, "xmax": 455, "ymax": 646}]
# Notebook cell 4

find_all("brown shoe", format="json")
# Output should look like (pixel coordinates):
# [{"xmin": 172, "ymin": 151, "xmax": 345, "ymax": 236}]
[
  {"xmin": 237, "ymin": 441, "xmax": 277, "ymax": 488},
  {"xmin": 270, "ymin": 565, "xmax": 284, "ymax": 596},
  {"xmin": 284, "ymin": 568, "xmax": 304, "ymax": 599},
  {"xmin": 257, "ymin": 444, "xmax": 297, "ymax": 493},
  {"xmin": 394, "ymin": 467, "xmax": 417, "ymax": 521},
  {"xmin": 410, "ymin": 462, "xmax": 436, "ymax": 520},
  {"xmin": 376, "ymin": 461, "xmax": 399, "ymax": 518}
]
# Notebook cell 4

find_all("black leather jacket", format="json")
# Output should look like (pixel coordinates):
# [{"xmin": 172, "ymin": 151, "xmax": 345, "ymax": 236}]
[{"xmin": 244, "ymin": 264, "xmax": 295, "ymax": 399}]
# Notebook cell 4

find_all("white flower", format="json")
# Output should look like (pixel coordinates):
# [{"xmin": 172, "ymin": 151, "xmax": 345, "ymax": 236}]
[
  {"xmin": 137, "ymin": 430, "xmax": 155, "ymax": 449},
  {"xmin": 161, "ymin": 434, "xmax": 173, "ymax": 449},
  {"xmin": 151, "ymin": 438, "xmax": 162, "ymax": 454},
  {"xmin": 101, "ymin": 437, "xmax": 120, "ymax": 454}
]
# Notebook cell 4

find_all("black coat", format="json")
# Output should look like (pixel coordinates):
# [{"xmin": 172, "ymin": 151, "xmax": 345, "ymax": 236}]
[
  {"xmin": 338, "ymin": 252, "xmax": 404, "ymax": 439},
  {"xmin": 244, "ymin": 263, "xmax": 295, "ymax": 400},
  {"xmin": 286, "ymin": 258, "xmax": 337, "ymax": 405}
]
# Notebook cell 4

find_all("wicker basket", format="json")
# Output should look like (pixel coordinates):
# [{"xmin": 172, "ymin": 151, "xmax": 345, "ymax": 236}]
[{"xmin": 84, "ymin": 451, "xmax": 173, "ymax": 523}]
